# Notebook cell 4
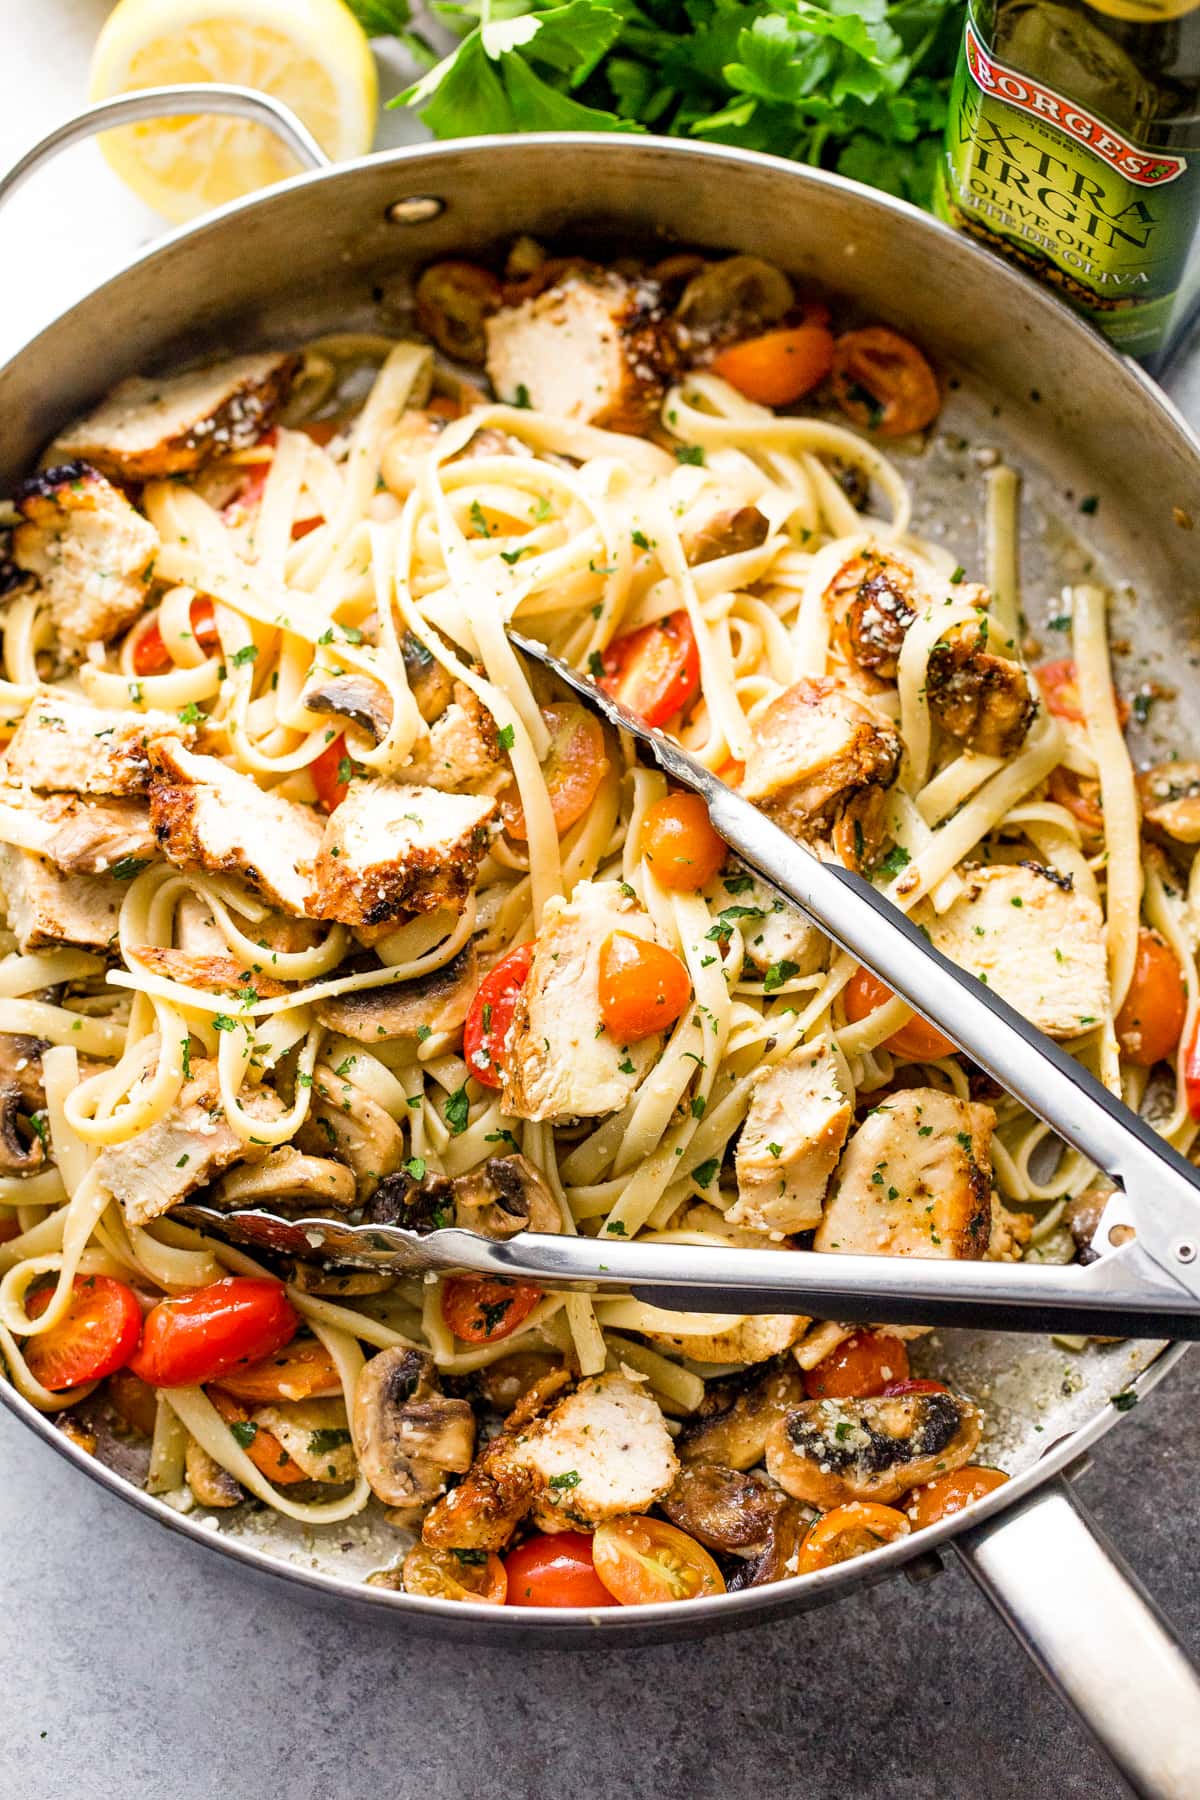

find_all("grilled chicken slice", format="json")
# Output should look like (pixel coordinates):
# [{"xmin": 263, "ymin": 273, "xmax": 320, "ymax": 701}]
[
  {"xmin": 703, "ymin": 868, "xmax": 828, "ymax": 979},
  {"xmin": 0, "ymin": 788, "xmax": 155, "ymax": 876},
  {"xmin": 3, "ymin": 694, "xmax": 187, "ymax": 797},
  {"xmin": 485, "ymin": 272, "xmax": 677, "ymax": 434},
  {"xmin": 11, "ymin": 463, "xmax": 159, "ymax": 656},
  {"xmin": 826, "ymin": 547, "xmax": 920, "ymax": 685},
  {"xmin": 814, "ymin": 1088, "xmax": 994, "ymax": 1261},
  {"xmin": 250, "ymin": 1399, "xmax": 356, "ymax": 1483},
  {"xmin": 307, "ymin": 780, "xmax": 495, "ymax": 927},
  {"xmin": 731, "ymin": 1042, "xmax": 853, "ymax": 1236},
  {"xmin": 640, "ymin": 1307, "xmax": 810, "ymax": 1367},
  {"xmin": 678, "ymin": 1359, "xmax": 807, "ymax": 1471},
  {"xmin": 148, "ymin": 737, "xmax": 325, "ymax": 917},
  {"xmin": 128, "ymin": 949, "xmax": 288, "ymax": 1000},
  {"xmin": 1138, "ymin": 761, "xmax": 1200, "ymax": 845},
  {"xmin": 501, "ymin": 879, "xmax": 665, "ymax": 1123},
  {"xmin": 401, "ymin": 685, "xmax": 502, "ymax": 792},
  {"xmin": 765, "ymin": 1389, "xmax": 983, "ymax": 1507},
  {"xmin": 314, "ymin": 943, "xmax": 478, "ymax": 1042},
  {"xmin": 51, "ymin": 352, "xmax": 299, "ymax": 481},
  {"xmin": 913, "ymin": 862, "xmax": 1109, "ymax": 1039},
  {"xmin": 522, "ymin": 1373, "xmax": 679, "ymax": 1534},
  {"xmin": 742, "ymin": 677, "xmax": 901, "ymax": 871},
  {"xmin": 0, "ymin": 846, "xmax": 123, "ymax": 951},
  {"xmin": 926, "ymin": 617, "xmax": 1036, "ymax": 757},
  {"xmin": 93, "ymin": 1057, "xmax": 282, "ymax": 1227},
  {"xmin": 421, "ymin": 1371, "xmax": 570, "ymax": 1551}
]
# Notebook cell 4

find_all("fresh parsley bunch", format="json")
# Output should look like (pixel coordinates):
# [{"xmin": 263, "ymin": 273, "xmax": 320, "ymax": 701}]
[{"xmin": 350, "ymin": 0, "xmax": 966, "ymax": 210}]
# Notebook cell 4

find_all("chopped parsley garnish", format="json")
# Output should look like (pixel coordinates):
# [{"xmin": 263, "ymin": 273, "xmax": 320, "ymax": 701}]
[
  {"xmin": 405, "ymin": 1156, "xmax": 427, "ymax": 1181},
  {"xmin": 691, "ymin": 1157, "xmax": 720, "ymax": 1188},
  {"xmin": 111, "ymin": 855, "xmax": 151, "ymax": 882},
  {"xmin": 874, "ymin": 845, "xmax": 911, "ymax": 880},
  {"xmin": 763, "ymin": 959, "xmax": 799, "ymax": 992},
  {"xmin": 231, "ymin": 644, "xmax": 259, "ymax": 667},
  {"xmin": 444, "ymin": 1086, "xmax": 470, "ymax": 1134},
  {"xmin": 497, "ymin": 723, "xmax": 516, "ymax": 751},
  {"xmin": 674, "ymin": 444, "xmax": 705, "ymax": 466}
]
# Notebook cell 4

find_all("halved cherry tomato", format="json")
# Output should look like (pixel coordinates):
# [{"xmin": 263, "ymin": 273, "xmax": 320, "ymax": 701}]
[
  {"xmin": 598, "ymin": 931, "xmax": 691, "ymax": 1042},
  {"xmin": 592, "ymin": 1514, "xmax": 725, "ymax": 1604},
  {"xmin": 129, "ymin": 1277, "xmax": 298, "ymax": 1389},
  {"xmin": 211, "ymin": 1335, "xmax": 341, "ymax": 1404},
  {"xmin": 132, "ymin": 594, "xmax": 220, "ymax": 677},
  {"xmin": 641, "ymin": 792, "xmax": 727, "ymax": 892},
  {"xmin": 882, "ymin": 1377, "xmax": 949, "ymax": 1397},
  {"xmin": 501, "ymin": 703, "xmax": 608, "ymax": 841},
  {"xmin": 402, "ymin": 1543, "xmax": 508, "ymax": 1604},
  {"xmin": 1047, "ymin": 765, "xmax": 1105, "ymax": 837},
  {"xmin": 1185, "ymin": 1016, "xmax": 1200, "ymax": 1121},
  {"xmin": 463, "ymin": 942, "xmax": 534, "ymax": 1089},
  {"xmin": 24, "ymin": 1274, "xmax": 142, "ymax": 1393},
  {"xmin": 843, "ymin": 966, "xmax": 955, "ymax": 1061},
  {"xmin": 831, "ymin": 328, "xmax": 940, "ymax": 437},
  {"xmin": 804, "ymin": 1330, "xmax": 910, "ymax": 1400},
  {"xmin": 599, "ymin": 611, "xmax": 700, "ymax": 729},
  {"xmin": 1036, "ymin": 657, "xmax": 1130, "ymax": 728},
  {"xmin": 107, "ymin": 1366, "xmax": 159, "ymax": 1436},
  {"xmin": 712, "ymin": 324, "xmax": 835, "ymax": 407},
  {"xmin": 291, "ymin": 515, "xmax": 324, "ymax": 541},
  {"xmin": 208, "ymin": 1387, "xmax": 307, "ymax": 1486},
  {"xmin": 311, "ymin": 733, "xmax": 349, "ymax": 812},
  {"xmin": 442, "ymin": 1276, "xmax": 543, "ymax": 1344},
  {"xmin": 504, "ymin": 1531, "xmax": 618, "ymax": 1608},
  {"xmin": 717, "ymin": 757, "xmax": 745, "ymax": 787},
  {"xmin": 907, "ymin": 1465, "xmax": 1009, "ymax": 1527},
  {"xmin": 1115, "ymin": 928, "xmax": 1187, "ymax": 1067},
  {"xmin": 797, "ymin": 1501, "xmax": 911, "ymax": 1573}
]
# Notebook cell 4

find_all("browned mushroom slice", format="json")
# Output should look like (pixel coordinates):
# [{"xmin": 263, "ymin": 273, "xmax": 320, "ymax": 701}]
[
  {"xmin": 296, "ymin": 1064, "xmax": 405, "ymax": 1195},
  {"xmin": 1138, "ymin": 761, "xmax": 1200, "ymax": 844},
  {"xmin": 452, "ymin": 1154, "xmax": 562, "ymax": 1238},
  {"xmin": 674, "ymin": 256, "xmax": 793, "ymax": 346},
  {"xmin": 287, "ymin": 1263, "xmax": 397, "ymax": 1297},
  {"xmin": 678, "ymin": 1359, "xmax": 807, "ymax": 1471},
  {"xmin": 660, "ymin": 1463, "xmax": 788, "ymax": 1553},
  {"xmin": 185, "ymin": 1436, "xmax": 242, "ymax": 1508},
  {"xmin": 926, "ymin": 619, "xmax": 1036, "ymax": 758},
  {"xmin": 826, "ymin": 551, "xmax": 918, "ymax": 684},
  {"xmin": 765, "ymin": 1390, "xmax": 983, "ymax": 1508},
  {"xmin": 725, "ymin": 1501, "xmax": 809, "ymax": 1590},
  {"xmin": 415, "ymin": 261, "xmax": 504, "ymax": 365},
  {"xmin": 476, "ymin": 1349, "xmax": 564, "ymax": 1415},
  {"xmin": 0, "ymin": 1033, "xmax": 49, "ymax": 1172},
  {"xmin": 682, "ymin": 506, "xmax": 770, "ymax": 568},
  {"xmin": 301, "ymin": 673, "xmax": 394, "ymax": 745},
  {"xmin": 352, "ymin": 1346, "xmax": 476, "ymax": 1509},
  {"xmin": 313, "ymin": 943, "xmax": 478, "ymax": 1044},
  {"xmin": 401, "ymin": 631, "xmax": 456, "ymax": 723},
  {"xmin": 213, "ymin": 1148, "xmax": 357, "ymax": 1214}
]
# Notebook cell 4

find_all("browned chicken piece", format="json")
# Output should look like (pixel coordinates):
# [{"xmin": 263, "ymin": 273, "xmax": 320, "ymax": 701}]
[
  {"xmin": 353, "ymin": 1348, "xmax": 476, "ymax": 1511},
  {"xmin": 1138, "ymin": 761, "xmax": 1200, "ymax": 845},
  {"xmin": 128, "ymin": 948, "xmax": 288, "ymax": 1000},
  {"xmin": 730, "ymin": 1042, "xmax": 853, "ymax": 1236},
  {"xmin": 485, "ymin": 273, "xmax": 678, "ymax": 435},
  {"xmin": 814, "ymin": 1088, "xmax": 994, "ymax": 1261},
  {"xmin": 521, "ymin": 1373, "xmax": 679, "ymax": 1534},
  {"xmin": 681, "ymin": 505, "xmax": 770, "ymax": 568},
  {"xmin": 402, "ymin": 684, "xmax": 502, "ymax": 792},
  {"xmin": 926, "ymin": 618, "xmax": 1036, "ymax": 757},
  {"xmin": 0, "ymin": 788, "xmax": 155, "ymax": 876},
  {"xmin": 0, "ymin": 846, "xmax": 123, "ymax": 952},
  {"xmin": 765, "ymin": 1389, "xmax": 983, "ymax": 1507},
  {"xmin": 678, "ymin": 1358, "xmax": 807, "ymax": 1470},
  {"xmin": 3, "ymin": 694, "xmax": 188, "ymax": 797},
  {"xmin": 742, "ymin": 677, "xmax": 901, "ymax": 871},
  {"xmin": 12, "ymin": 463, "xmax": 159, "ymax": 655},
  {"xmin": 185, "ymin": 1437, "xmax": 242, "ymax": 1508},
  {"xmin": 825, "ymin": 548, "xmax": 919, "ymax": 685},
  {"xmin": 250, "ymin": 1399, "xmax": 357, "ymax": 1483},
  {"xmin": 51, "ymin": 352, "xmax": 299, "ymax": 481},
  {"xmin": 307, "ymin": 780, "xmax": 496, "ymax": 927},
  {"xmin": 421, "ymin": 1370, "xmax": 570, "ymax": 1551},
  {"xmin": 314, "ymin": 943, "xmax": 477, "ymax": 1043}
]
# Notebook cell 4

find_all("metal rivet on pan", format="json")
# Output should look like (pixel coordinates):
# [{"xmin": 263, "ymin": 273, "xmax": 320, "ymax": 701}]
[
  {"xmin": 1176, "ymin": 1240, "xmax": 1197, "ymax": 1264},
  {"xmin": 386, "ymin": 196, "xmax": 445, "ymax": 224}
]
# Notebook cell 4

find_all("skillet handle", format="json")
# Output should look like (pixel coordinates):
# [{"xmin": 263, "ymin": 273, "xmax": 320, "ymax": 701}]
[
  {"xmin": 955, "ymin": 1474, "xmax": 1200, "ymax": 1798},
  {"xmin": 0, "ymin": 84, "xmax": 329, "ymax": 212}
]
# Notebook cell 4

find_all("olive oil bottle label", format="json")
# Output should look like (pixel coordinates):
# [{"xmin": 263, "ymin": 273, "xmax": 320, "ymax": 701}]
[{"xmin": 935, "ymin": 15, "xmax": 1200, "ymax": 356}]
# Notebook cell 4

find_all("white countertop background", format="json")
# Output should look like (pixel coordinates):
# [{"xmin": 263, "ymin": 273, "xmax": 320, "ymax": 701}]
[{"xmin": 3, "ymin": 8, "xmax": 1200, "ymax": 1797}]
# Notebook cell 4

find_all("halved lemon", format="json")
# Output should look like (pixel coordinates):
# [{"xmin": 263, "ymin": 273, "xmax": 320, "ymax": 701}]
[{"xmin": 89, "ymin": 0, "xmax": 378, "ymax": 222}]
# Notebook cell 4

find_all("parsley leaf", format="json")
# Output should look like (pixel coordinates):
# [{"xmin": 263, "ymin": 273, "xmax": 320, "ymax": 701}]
[{"xmin": 445, "ymin": 1086, "xmax": 470, "ymax": 1134}]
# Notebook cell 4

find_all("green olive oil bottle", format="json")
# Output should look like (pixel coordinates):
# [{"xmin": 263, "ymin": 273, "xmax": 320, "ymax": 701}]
[{"xmin": 934, "ymin": 0, "xmax": 1200, "ymax": 365}]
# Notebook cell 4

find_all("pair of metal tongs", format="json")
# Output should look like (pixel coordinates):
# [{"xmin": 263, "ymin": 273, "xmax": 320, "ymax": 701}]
[{"xmin": 179, "ymin": 634, "xmax": 1200, "ymax": 1339}]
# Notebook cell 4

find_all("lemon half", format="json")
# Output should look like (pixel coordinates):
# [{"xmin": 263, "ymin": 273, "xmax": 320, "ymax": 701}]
[{"xmin": 89, "ymin": 0, "xmax": 378, "ymax": 222}]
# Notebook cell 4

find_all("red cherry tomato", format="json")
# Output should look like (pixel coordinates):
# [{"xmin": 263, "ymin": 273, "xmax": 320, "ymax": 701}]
[
  {"xmin": 843, "ymin": 966, "xmax": 955, "ymax": 1061},
  {"xmin": 24, "ymin": 1274, "xmax": 142, "ymax": 1393},
  {"xmin": 882, "ymin": 1378, "xmax": 949, "ymax": 1397},
  {"xmin": 129, "ymin": 1278, "xmax": 298, "ymax": 1389},
  {"xmin": 804, "ymin": 1330, "xmax": 910, "ymax": 1400},
  {"xmin": 311, "ymin": 733, "xmax": 349, "ymax": 812},
  {"xmin": 1036, "ymin": 658, "xmax": 1129, "ymax": 728},
  {"xmin": 1114, "ymin": 928, "xmax": 1187, "ymax": 1068},
  {"xmin": 1185, "ymin": 1015, "xmax": 1200, "ymax": 1122},
  {"xmin": 441, "ymin": 1276, "xmax": 543, "ymax": 1344},
  {"xmin": 463, "ymin": 942, "xmax": 534, "ymax": 1089},
  {"xmin": 132, "ymin": 595, "xmax": 220, "ymax": 677},
  {"xmin": 598, "ymin": 931, "xmax": 692, "ymax": 1042},
  {"xmin": 599, "ymin": 611, "xmax": 700, "ymax": 728},
  {"xmin": 504, "ymin": 1531, "xmax": 618, "ymax": 1608},
  {"xmin": 640, "ymin": 792, "xmax": 727, "ymax": 892}
]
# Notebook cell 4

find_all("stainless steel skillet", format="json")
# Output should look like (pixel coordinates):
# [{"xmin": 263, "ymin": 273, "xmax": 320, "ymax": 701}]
[{"xmin": 3, "ymin": 92, "xmax": 1200, "ymax": 1795}]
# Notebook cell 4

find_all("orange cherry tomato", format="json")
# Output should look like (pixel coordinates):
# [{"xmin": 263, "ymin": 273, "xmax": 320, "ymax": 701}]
[
  {"xmin": 592, "ymin": 1515, "xmax": 726, "ymax": 1604},
  {"xmin": 1115, "ymin": 928, "xmax": 1187, "ymax": 1067},
  {"xmin": 711, "ymin": 324, "xmax": 836, "ymax": 407},
  {"xmin": 463, "ymin": 942, "xmax": 534, "ymax": 1089},
  {"xmin": 24, "ymin": 1274, "xmax": 142, "ymax": 1393},
  {"xmin": 311, "ymin": 733, "xmax": 349, "ymax": 812},
  {"xmin": 208, "ymin": 1388, "xmax": 307, "ymax": 1486},
  {"xmin": 831, "ymin": 328, "xmax": 940, "ymax": 437},
  {"xmin": 441, "ymin": 1276, "xmax": 543, "ymax": 1344},
  {"xmin": 843, "ymin": 965, "xmax": 955, "ymax": 1061},
  {"xmin": 598, "ymin": 931, "xmax": 691, "ymax": 1042},
  {"xmin": 640, "ymin": 792, "xmax": 727, "ymax": 892},
  {"xmin": 502, "ymin": 703, "xmax": 608, "ymax": 841},
  {"xmin": 211, "ymin": 1336, "xmax": 342, "ymax": 1404},
  {"xmin": 798, "ymin": 1502, "xmax": 911, "ymax": 1573},
  {"xmin": 716, "ymin": 757, "xmax": 745, "ymax": 787},
  {"xmin": 1047, "ymin": 765, "xmax": 1105, "ymax": 836},
  {"xmin": 129, "ymin": 1278, "xmax": 298, "ymax": 1389},
  {"xmin": 504, "ymin": 1531, "xmax": 618, "ymax": 1608},
  {"xmin": 107, "ymin": 1367, "xmax": 159, "ymax": 1437},
  {"xmin": 804, "ymin": 1330, "xmax": 910, "ymax": 1400},
  {"xmin": 403, "ymin": 1544, "xmax": 508, "ymax": 1605},
  {"xmin": 599, "ymin": 611, "xmax": 701, "ymax": 729},
  {"xmin": 1036, "ymin": 657, "xmax": 1130, "ymax": 728},
  {"xmin": 908, "ymin": 1465, "xmax": 1009, "ymax": 1528},
  {"xmin": 291, "ymin": 515, "xmax": 324, "ymax": 540},
  {"xmin": 132, "ymin": 594, "xmax": 220, "ymax": 676}
]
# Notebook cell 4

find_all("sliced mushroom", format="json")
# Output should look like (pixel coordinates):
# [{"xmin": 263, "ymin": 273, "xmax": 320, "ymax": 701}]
[
  {"xmin": 476, "ymin": 1349, "xmax": 564, "ymax": 1415},
  {"xmin": 297, "ymin": 1064, "xmax": 405, "ymax": 1196},
  {"xmin": 314, "ymin": 943, "xmax": 478, "ymax": 1044},
  {"xmin": 213, "ymin": 1148, "xmax": 357, "ymax": 1214},
  {"xmin": 675, "ymin": 256, "xmax": 794, "ymax": 342},
  {"xmin": 363, "ymin": 1166, "xmax": 455, "ymax": 1231},
  {"xmin": 415, "ymin": 260, "xmax": 504, "ymax": 365},
  {"xmin": 1065, "ymin": 1183, "xmax": 1130, "ymax": 1265},
  {"xmin": 765, "ymin": 1390, "xmax": 983, "ymax": 1508},
  {"xmin": 287, "ymin": 1263, "xmax": 397, "ymax": 1297},
  {"xmin": 402, "ymin": 629, "xmax": 456, "ymax": 722},
  {"xmin": 352, "ymin": 1346, "xmax": 476, "ymax": 1509},
  {"xmin": 678, "ymin": 1358, "xmax": 807, "ymax": 1471},
  {"xmin": 660, "ymin": 1463, "xmax": 788, "ymax": 1554},
  {"xmin": 1138, "ymin": 761, "xmax": 1200, "ymax": 844},
  {"xmin": 185, "ymin": 1436, "xmax": 242, "ymax": 1508},
  {"xmin": 0, "ymin": 1031, "xmax": 49, "ymax": 1171},
  {"xmin": 453, "ymin": 1154, "xmax": 562, "ymax": 1238},
  {"xmin": 682, "ymin": 505, "xmax": 770, "ymax": 568},
  {"xmin": 726, "ymin": 1501, "xmax": 808, "ymax": 1590},
  {"xmin": 301, "ymin": 673, "xmax": 394, "ymax": 745}
]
